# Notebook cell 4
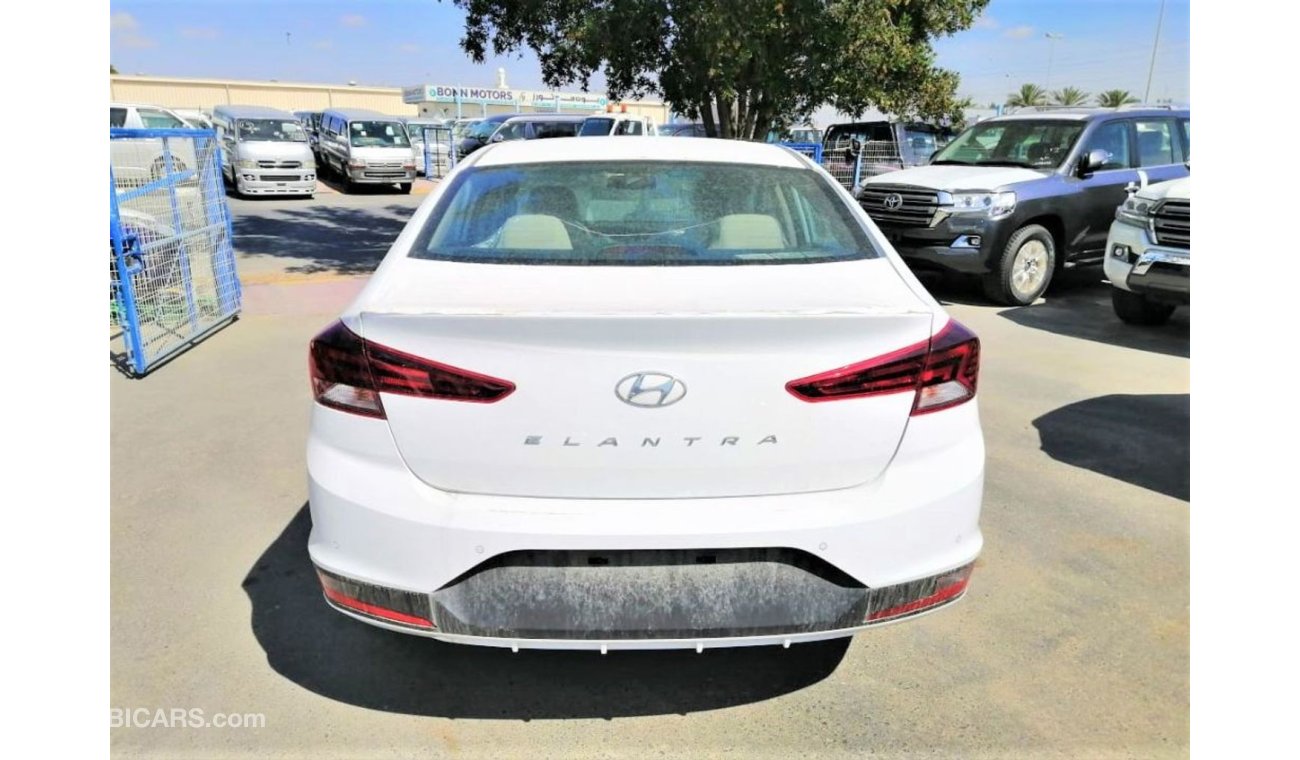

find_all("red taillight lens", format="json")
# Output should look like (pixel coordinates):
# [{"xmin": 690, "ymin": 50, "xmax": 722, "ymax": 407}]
[
  {"xmin": 865, "ymin": 562, "xmax": 974, "ymax": 624},
  {"xmin": 309, "ymin": 320, "xmax": 515, "ymax": 418},
  {"xmin": 316, "ymin": 568, "xmax": 435, "ymax": 629},
  {"xmin": 785, "ymin": 319, "xmax": 979, "ymax": 415}
]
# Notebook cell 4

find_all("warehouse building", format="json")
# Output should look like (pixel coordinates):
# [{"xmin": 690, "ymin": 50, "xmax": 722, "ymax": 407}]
[{"xmin": 110, "ymin": 74, "xmax": 670, "ymax": 123}]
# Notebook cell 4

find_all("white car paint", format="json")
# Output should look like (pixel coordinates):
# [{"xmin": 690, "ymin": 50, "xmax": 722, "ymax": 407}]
[{"xmin": 307, "ymin": 137, "xmax": 985, "ymax": 649}]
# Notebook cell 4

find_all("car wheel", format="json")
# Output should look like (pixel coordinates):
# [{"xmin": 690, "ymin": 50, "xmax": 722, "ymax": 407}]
[
  {"xmin": 1111, "ymin": 287, "xmax": 1175, "ymax": 326},
  {"xmin": 982, "ymin": 224, "xmax": 1056, "ymax": 306},
  {"xmin": 399, "ymin": 182, "xmax": 413, "ymax": 195}
]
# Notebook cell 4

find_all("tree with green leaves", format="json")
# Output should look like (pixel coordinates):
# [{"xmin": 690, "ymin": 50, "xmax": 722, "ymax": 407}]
[
  {"xmin": 1096, "ymin": 89, "xmax": 1139, "ymax": 107},
  {"xmin": 453, "ymin": 0, "xmax": 989, "ymax": 139},
  {"xmin": 1051, "ymin": 86, "xmax": 1089, "ymax": 106},
  {"xmin": 111, "ymin": 64, "xmax": 118, "ymax": 74},
  {"xmin": 1006, "ymin": 83, "xmax": 1047, "ymax": 108}
]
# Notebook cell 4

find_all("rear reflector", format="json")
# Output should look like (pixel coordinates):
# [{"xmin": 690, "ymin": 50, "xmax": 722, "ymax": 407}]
[
  {"xmin": 309, "ymin": 320, "xmax": 515, "ymax": 418},
  {"xmin": 315, "ymin": 567, "xmax": 435, "ymax": 630},
  {"xmin": 865, "ymin": 562, "xmax": 974, "ymax": 624},
  {"xmin": 786, "ymin": 319, "xmax": 980, "ymax": 415}
]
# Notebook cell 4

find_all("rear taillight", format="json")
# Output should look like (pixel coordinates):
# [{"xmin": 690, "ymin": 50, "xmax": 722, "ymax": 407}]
[
  {"xmin": 785, "ymin": 319, "xmax": 979, "ymax": 415},
  {"xmin": 316, "ymin": 567, "xmax": 435, "ymax": 629},
  {"xmin": 865, "ymin": 562, "xmax": 974, "ymax": 624},
  {"xmin": 308, "ymin": 320, "xmax": 515, "ymax": 418}
]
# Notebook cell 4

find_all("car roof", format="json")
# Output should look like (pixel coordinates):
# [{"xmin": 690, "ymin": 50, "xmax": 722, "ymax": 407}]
[
  {"xmin": 501, "ymin": 114, "xmax": 588, "ymax": 123},
  {"xmin": 471, "ymin": 136, "xmax": 806, "ymax": 168},
  {"xmin": 322, "ymin": 108, "xmax": 401, "ymax": 120},
  {"xmin": 214, "ymin": 105, "xmax": 297, "ymax": 120}
]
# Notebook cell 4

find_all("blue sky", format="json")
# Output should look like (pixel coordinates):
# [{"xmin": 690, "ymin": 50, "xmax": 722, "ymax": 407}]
[{"xmin": 111, "ymin": 0, "xmax": 1189, "ymax": 106}]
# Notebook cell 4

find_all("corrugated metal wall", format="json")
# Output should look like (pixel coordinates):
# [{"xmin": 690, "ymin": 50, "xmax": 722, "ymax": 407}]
[
  {"xmin": 111, "ymin": 76, "xmax": 672, "ymax": 122},
  {"xmin": 110, "ymin": 76, "xmax": 670, "ymax": 122},
  {"xmin": 111, "ymin": 76, "xmax": 419, "ymax": 116}
]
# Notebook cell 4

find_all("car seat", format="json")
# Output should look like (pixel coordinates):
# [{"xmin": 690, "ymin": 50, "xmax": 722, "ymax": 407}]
[{"xmin": 709, "ymin": 214, "xmax": 787, "ymax": 250}]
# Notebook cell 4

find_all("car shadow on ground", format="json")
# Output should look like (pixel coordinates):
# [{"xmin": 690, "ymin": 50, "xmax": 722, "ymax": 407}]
[
  {"xmin": 244, "ymin": 505, "xmax": 851, "ymax": 720},
  {"xmin": 920, "ymin": 270, "xmax": 1189, "ymax": 359},
  {"xmin": 232, "ymin": 205, "xmax": 415, "ymax": 276},
  {"xmin": 1033, "ymin": 393, "xmax": 1190, "ymax": 501}
]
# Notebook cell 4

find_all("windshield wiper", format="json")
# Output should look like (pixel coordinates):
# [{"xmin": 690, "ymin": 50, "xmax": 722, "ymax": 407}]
[{"xmin": 931, "ymin": 159, "xmax": 970, "ymax": 165}]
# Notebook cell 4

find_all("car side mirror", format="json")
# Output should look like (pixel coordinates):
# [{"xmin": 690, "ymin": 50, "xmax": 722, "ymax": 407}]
[
  {"xmin": 1078, "ymin": 148, "xmax": 1109, "ymax": 177},
  {"xmin": 490, "ymin": 133, "xmax": 505, "ymax": 143}
]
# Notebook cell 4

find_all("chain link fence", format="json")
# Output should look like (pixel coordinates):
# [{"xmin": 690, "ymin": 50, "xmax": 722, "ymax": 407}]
[{"xmin": 111, "ymin": 128, "xmax": 241, "ymax": 376}]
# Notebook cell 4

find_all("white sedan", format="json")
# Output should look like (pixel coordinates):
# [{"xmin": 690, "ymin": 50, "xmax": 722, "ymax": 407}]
[{"xmin": 306, "ymin": 137, "xmax": 985, "ymax": 650}]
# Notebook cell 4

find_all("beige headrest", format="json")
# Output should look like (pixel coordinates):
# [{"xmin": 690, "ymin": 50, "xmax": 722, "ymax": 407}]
[
  {"xmin": 710, "ymin": 214, "xmax": 786, "ymax": 250},
  {"xmin": 498, "ymin": 214, "xmax": 573, "ymax": 250}
]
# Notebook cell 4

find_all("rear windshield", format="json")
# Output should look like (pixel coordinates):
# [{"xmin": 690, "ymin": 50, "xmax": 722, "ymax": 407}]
[{"xmin": 410, "ymin": 161, "xmax": 877, "ymax": 266}]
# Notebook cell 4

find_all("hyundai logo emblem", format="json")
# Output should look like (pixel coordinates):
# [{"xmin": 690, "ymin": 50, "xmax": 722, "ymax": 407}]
[
  {"xmin": 883, "ymin": 193, "xmax": 904, "ymax": 210},
  {"xmin": 615, "ymin": 372, "xmax": 687, "ymax": 408}
]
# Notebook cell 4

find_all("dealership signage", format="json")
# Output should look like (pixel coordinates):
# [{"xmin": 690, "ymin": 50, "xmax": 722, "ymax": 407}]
[{"xmin": 403, "ymin": 84, "xmax": 609, "ymax": 110}]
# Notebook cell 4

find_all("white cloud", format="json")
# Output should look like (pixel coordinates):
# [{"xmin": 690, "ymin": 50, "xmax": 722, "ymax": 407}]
[
  {"xmin": 111, "ymin": 11, "xmax": 155, "ymax": 49},
  {"xmin": 974, "ymin": 15, "xmax": 999, "ymax": 30},
  {"xmin": 1004, "ymin": 25, "xmax": 1035, "ymax": 40},
  {"xmin": 340, "ymin": 14, "xmax": 366, "ymax": 28},
  {"xmin": 180, "ymin": 27, "xmax": 220, "ymax": 40}
]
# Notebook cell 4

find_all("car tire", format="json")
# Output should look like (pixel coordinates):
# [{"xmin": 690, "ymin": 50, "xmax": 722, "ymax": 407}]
[
  {"xmin": 1111, "ymin": 287, "xmax": 1175, "ymax": 326},
  {"xmin": 399, "ymin": 182, "xmax": 413, "ymax": 195},
  {"xmin": 982, "ymin": 224, "xmax": 1056, "ymax": 306}
]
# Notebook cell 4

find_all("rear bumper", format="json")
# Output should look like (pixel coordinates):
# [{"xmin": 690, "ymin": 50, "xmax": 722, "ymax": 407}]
[{"xmin": 307, "ymin": 401, "xmax": 984, "ymax": 648}]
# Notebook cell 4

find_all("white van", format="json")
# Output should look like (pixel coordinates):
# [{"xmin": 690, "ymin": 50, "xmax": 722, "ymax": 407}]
[
  {"xmin": 212, "ymin": 105, "xmax": 316, "ymax": 198},
  {"xmin": 109, "ymin": 102, "xmax": 202, "ymax": 186},
  {"xmin": 318, "ymin": 108, "xmax": 417, "ymax": 194},
  {"xmin": 577, "ymin": 113, "xmax": 659, "ymax": 136}
]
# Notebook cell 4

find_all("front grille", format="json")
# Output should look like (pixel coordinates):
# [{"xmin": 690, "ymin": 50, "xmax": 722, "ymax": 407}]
[
  {"xmin": 260, "ymin": 174, "xmax": 301, "ymax": 182},
  {"xmin": 257, "ymin": 160, "xmax": 302, "ymax": 169},
  {"xmin": 366, "ymin": 161, "xmax": 405, "ymax": 169},
  {"xmin": 1151, "ymin": 199, "xmax": 1190, "ymax": 249},
  {"xmin": 858, "ymin": 184, "xmax": 942, "ymax": 227},
  {"xmin": 363, "ymin": 171, "xmax": 406, "ymax": 179}
]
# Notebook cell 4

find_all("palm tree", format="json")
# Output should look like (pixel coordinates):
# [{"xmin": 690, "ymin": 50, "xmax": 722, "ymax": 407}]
[
  {"xmin": 1052, "ymin": 87, "xmax": 1090, "ymax": 106},
  {"xmin": 1006, "ymin": 84, "xmax": 1048, "ymax": 108},
  {"xmin": 1096, "ymin": 89, "xmax": 1139, "ymax": 108}
]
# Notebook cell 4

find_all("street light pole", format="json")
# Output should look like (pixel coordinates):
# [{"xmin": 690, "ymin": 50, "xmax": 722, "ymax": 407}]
[
  {"xmin": 1144, "ymin": 0, "xmax": 1167, "ymax": 103},
  {"xmin": 1044, "ymin": 32, "xmax": 1064, "ymax": 93}
]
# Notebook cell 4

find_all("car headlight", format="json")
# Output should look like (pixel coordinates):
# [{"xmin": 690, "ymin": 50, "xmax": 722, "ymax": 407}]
[
  {"xmin": 1115, "ymin": 196, "xmax": 1153, "ymax": 226},
  {"xmin": 347, "ymin": 158, "xmax": 367, "ymax": 169},
  {"xmin": 949, "ymin": 191, "xmax": 1017, "ymax": 219},
  {"xmin": 235, "ymin": 159, "xmax": 258, "ymax": 170}
]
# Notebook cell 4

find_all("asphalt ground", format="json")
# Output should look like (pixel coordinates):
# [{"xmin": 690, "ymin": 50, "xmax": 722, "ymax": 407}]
[{"xmin": 111, "ymin": 192, "xmax": 1189, "ymax": 759}]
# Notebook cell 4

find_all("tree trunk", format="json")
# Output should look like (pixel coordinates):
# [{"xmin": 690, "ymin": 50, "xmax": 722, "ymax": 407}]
[
  {"xmin": 735, "ymin": 91, "xmax": 750, "ymax": 141},
  {"xmin": 699, "ymin": 95, "xmax": 717, "ymax": 138},
  {"xmin": 716, "ymin": 93, "xmax": 734, "ymax": 139}
]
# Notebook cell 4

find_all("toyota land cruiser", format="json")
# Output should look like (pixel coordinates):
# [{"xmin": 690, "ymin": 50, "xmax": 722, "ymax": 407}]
[{"xmin": 858, "ymin": 108, "xmax": 1190, "ymax": 305}]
